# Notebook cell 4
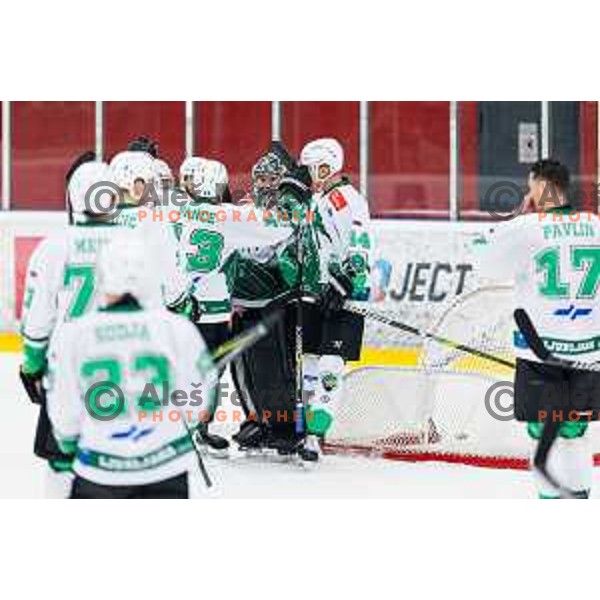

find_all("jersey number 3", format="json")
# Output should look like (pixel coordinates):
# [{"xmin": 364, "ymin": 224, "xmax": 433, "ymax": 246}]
[{"xmin": 186, "ymin": 229, "xmax": 225, "ymax": 273}]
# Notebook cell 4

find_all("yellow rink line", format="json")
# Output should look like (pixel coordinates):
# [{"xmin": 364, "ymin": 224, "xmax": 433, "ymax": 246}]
[
  {"xmin": 0, "ymin": 333, "xmax": 22, "ymax": 353},
  {"xmin": 0, "ymin": 332, "xmax": 421, "ymax": 367},
  {"xmin": 348, "ymin": 347, "xmax": 420, "ymax": 368}
]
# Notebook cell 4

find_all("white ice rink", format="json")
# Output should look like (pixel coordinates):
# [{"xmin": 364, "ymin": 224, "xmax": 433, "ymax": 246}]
[{"xmin": 0, "ymin": 351, "xmax": 568, "ymax": 499}]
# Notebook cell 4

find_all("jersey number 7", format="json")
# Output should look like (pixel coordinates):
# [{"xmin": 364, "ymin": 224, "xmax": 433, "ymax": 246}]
[{"xmin": 64, "ymin": 264, "xmax": 95, "ymax": 319}]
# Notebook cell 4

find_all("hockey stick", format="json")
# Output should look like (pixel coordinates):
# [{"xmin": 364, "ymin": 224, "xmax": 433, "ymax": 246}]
[
  {"xmin": 269, "ymin": 140, "xmax": 297, "ymax": 172},
  {"xmin": 294, "ymin": 223, "xmax": 306, "ymax": 439},
  {"xmin": 514, "ymin": 309, "xmax": 600, "ymax": 373},
  {"xmin": 211, "ymin": 309, "xmax": 283, "ymax": 371},
  {"xmin": 268, "ymin": 140, "xmax": 307, "ymax": 441},
  {"xmin": 181, "ymin": 414, "xmax": 213, "ymax": 489},
  {"xmin": 344, "ymin": 301, "xmax": 516, "ymax": 370},
  {"xmin": 514, "ymin": 308, "xmax": 597, "ymax": 499}
]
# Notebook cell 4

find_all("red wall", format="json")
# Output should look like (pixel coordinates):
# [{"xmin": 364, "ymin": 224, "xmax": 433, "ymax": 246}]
[
  {"xmin": 4, "ymin": 101, "xmax": 597, "ymax": 217},
  {"xmin": 369, "ymin": 102, "xmax": 450, "ymax": 217},
  {"xmin": 459, "ymin": 101, "xmax": 479, "ymax": 215},
  {"xmin": 282, "ymin": 101, "xmax": 360, "ymax": 187},
  {"xmin": 12, "ymin": 102, "xmax": 95, "ymax": 210},
  {"xmin": 195, "ymin": 101, "xmax": 271, "ymax": 197},
  {"xmin": 104, "ymin": 101, "xmax": 186, "ymax": 169}
]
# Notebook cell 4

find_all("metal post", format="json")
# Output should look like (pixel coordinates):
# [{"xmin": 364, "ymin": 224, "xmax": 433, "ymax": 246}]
[
  {"xmin": 449, "ymin": 101, "xmax": 459, "ymax": 220},
  {"xmin": 541, "ymin": 101, "xmax": 550, "ymax": 159},
  {"xmin": 359, "ymin": 101, "xmax": 369, "ymax": 199},
  {"xmin": 95, "ymin": 101, "xmax": 103, "ymax": 160},
  {"xmin": 271, "ymin": 101, "xmax": 281, "ymax": 141},
  {"xmin": 185, "ymin": 101, "xmax": 194, "ymax": 157},
  {"xmin": 2, "ymin": 101, "xmax": 11, "ymax": 210}
]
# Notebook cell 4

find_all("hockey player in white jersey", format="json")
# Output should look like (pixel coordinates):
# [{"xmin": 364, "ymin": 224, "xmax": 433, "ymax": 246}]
[
  {"xmin": 177, "ymin": 157, "xmax": 295, "ymax": 450},
  {"xmin": 483, "ymin": 159, "xmax": 600, "ymax": 498},
  {"xmin": 20, "ymin": 161, "xmax": 132, "ymax": 497},
  {"xmin": 298, "ymin": 138, "xmax": 372, "ymax": 455},
  {"xmin": 153, "ymin": 158, "xmax": 175, "ymax": 195},
  {"xmin": 109, "ymin": 150, "xmax": 194, "ymax": 318},
  {"xmin": 110, "ymin": 150, "xmax": 156, "ymax": 221},
  {"xmin": 46, "ymin": 238, "xmax": 217, "ymax": 499}
]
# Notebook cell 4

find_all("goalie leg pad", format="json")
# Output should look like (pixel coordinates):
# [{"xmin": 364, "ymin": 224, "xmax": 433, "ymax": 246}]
[{"xmin": 230, "ymin": 305, "xmax": 297, "ymax": 442}]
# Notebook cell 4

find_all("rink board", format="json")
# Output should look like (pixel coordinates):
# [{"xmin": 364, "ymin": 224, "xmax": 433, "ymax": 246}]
[{"xmin": 0, "ymin": 211, "xmax": 495, "ymax": 338}]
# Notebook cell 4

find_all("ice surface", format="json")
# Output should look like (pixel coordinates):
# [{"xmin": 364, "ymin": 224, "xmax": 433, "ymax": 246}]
[{"xmin": 0, "ymin": 352, "xmax": 555, "ymax": 499}]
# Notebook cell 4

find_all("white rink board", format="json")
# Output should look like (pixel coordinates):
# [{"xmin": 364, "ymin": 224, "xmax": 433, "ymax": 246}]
[{"xmin": 0, "ymin": 212, "xmax": 495, "ymax": 335}]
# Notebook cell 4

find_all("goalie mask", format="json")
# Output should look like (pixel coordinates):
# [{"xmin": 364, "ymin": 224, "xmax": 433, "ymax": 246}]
[
  {"xmin": 300, "ymin": 138, "xmax": 344, "ymax": 191},
  {"xmin": 251, "ymin": 152, "xmax": 286, "ymax": 208}
]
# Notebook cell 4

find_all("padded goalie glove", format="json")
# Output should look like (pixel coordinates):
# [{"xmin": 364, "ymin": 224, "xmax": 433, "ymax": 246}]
[{"xmin": 278, "ymin": 164, "xmax": 312, "ymax": 205}]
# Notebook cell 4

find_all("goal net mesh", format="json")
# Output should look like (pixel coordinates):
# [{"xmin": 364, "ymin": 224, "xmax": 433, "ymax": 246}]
[{"xmin": 324, "ymin": 285, "xmax": 541, "ymax": 468}]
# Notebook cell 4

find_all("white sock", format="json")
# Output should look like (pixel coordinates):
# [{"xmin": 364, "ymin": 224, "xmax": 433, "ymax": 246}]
[
  {"xmin": 534, "ymin": 434, "xmax": 592, "ymax": 498},
  {"xmin": 44, "ymin": 464, "xmax": 74, "ymax": 499}
]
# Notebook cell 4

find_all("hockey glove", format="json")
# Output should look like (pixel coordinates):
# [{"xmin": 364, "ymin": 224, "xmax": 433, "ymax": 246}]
[
  {"xmin": 322, "ymin": 271, "xmax": 354, "ymax": 315},
  {"xmin": 19, "ymin": 367, "xmax": 45, "ymax": 405},
  {"xmin": 279, "ymin": 164, "xmax": 312, "ymax": 205},
  {"xmin": 168, "ymin": 294, "xmax": 203, "ymax": 323}
]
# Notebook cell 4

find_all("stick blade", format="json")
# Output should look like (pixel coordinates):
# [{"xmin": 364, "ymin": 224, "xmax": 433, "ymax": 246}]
[{"xmin": 513, "ymin": 308, "xmax": 550, "ymax": 361}]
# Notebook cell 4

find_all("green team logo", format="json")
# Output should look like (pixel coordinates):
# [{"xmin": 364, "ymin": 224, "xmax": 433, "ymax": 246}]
[{"xmin": 321, "ymin": 371, "xmax": 339, "ymax": 393}]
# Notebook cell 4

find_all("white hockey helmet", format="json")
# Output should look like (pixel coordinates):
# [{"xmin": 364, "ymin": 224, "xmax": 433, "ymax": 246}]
[
  {"xmin": 98, "ymin": 234, "xmax": 159, "ymax": 306},
  {"xmin": 300, "ymin": 138, "xmax": 344, "ymax": 184},
  {"xmin": 153, "ymin": 158, "xmax": 174, "ymax": 190},
  {"xmin": 109, "ymin": 151, "xmax": 155, "ymax": 199},
  {"xmin": 180, "ymin": 157, "xmax": 228, "ymax": 201},
  {"xmin": 179, "ymin": 156, "xmax": 206, "ymax": 180},
  {"xmin": 208, "ymin": 159, "xmax": 229, "ymax": 187},
  {"xmin": 67, "ymin": 161, "xmax": 118, "ymax": 221}
]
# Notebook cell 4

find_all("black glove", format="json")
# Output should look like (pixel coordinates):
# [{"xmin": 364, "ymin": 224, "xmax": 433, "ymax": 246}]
[
  {"xmin": 279, "ymin": 165, "xmax": 312, "ymax": 204},
  {"xmin": 19, "ymin": 368, "xmax": 45, "ymax": 405},
  {"xmin": 168, "ymin": 294, "xmax": 203, "ymax": 323},
  {"xmin": 321, "ymin": 272, "xmax": 353, "ymax": 315}
]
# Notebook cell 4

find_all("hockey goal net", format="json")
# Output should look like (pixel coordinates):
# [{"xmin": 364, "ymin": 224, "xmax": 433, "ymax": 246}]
[{"xmin": 325, "ymin": 284, "xmax": 600, "ymax": 469}]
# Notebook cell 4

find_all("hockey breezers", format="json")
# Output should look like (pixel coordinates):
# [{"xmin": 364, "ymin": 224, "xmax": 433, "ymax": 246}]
[{"xmin": 514, "ymin": 308, "xmax": 599, "ymax": 499}]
